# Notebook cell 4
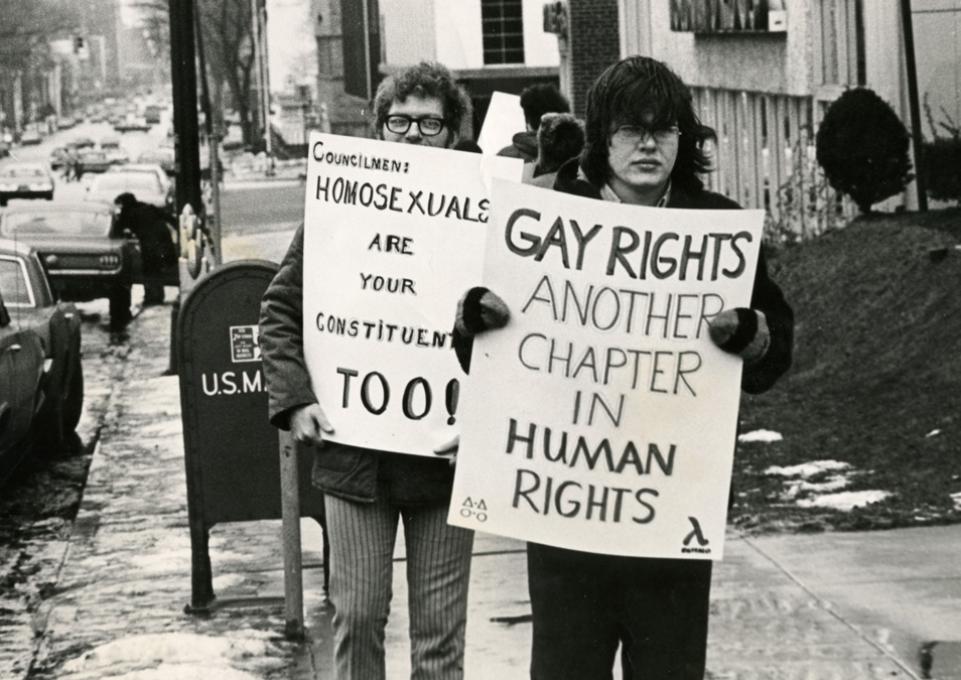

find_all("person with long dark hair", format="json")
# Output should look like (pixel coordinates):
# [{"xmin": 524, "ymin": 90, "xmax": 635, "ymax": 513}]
[{"xmin": 454, "ymin": 55, "xmax": 793, "ymax": 680}]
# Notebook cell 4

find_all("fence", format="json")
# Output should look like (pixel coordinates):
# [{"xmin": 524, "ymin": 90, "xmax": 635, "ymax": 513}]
[{"xmin": 691, "ymin": 86, "xmax": 856, "ymax": 241}]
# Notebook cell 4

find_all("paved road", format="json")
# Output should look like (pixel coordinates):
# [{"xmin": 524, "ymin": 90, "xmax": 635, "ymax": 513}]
[{"xmin": 220, "ymin": 181, "xmax": 305, "ymax": 235}]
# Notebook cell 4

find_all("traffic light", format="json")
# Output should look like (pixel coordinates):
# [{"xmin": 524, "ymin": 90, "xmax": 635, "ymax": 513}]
[{"xmin": 73, "ymin": 36, "xmax": 85, "ymax": 53}]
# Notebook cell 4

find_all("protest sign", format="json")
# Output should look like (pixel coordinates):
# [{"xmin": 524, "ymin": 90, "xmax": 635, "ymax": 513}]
[
  {"xmin": 477, "ymin": 91, "xmax": 525, "ymax": 156},
  {"xmin": 302, "ymin": 132, "xmax": 521, "ymax": 455},
  {"xmin": 449, "ymin": 180, "xmax": 764, "ymax": 559}
]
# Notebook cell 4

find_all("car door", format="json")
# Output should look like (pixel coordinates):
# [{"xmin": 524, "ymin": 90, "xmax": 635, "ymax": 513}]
[{"xmin": 0, "ymin": 295, "xmax": 46, "ymax": 472}]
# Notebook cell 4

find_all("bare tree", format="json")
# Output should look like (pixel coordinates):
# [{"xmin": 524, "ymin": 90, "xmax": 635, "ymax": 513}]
[
  {"xmin": 134, "ymin": 0, "xmax": 259, "ymax": 146},
  {"xmin": 0, "ymin": 0, "xmax": 79, "ymax": 121}
]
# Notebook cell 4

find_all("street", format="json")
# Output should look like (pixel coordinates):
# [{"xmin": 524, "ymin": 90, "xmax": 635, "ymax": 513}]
[{"xmin": 0, "ymin": 116, "xmax": 305, "ymax": 678}]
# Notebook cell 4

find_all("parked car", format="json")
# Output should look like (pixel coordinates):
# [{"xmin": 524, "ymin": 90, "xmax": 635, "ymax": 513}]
[
  {"xmin": 0, "ymin": 203, "xmax": 140, "ymax": 327},
  {"xmin": 0, "ymin": 239, "xmax": 83, "ymax": 484},
  {"xmin": 136, "ymin": 147, "xmax": 176, "ymax": 177},
  {"xmin": 20, "ymin": 129, "xmax": 42, "ymax": 145},
  {"xmin": 75, "ymin": 149, "xmax": 113, "ymax": 176},
  {"xmin": 73, "ymin": 137, "xmax": 96, "ymax": 149},
  {"xmin": 144, "ymin": 104, "xmax": 162, "ymax": 124},
  {"xmin": 87, "ymin": 166, "xmax": 174, "ymax": 215},
  {"xmin": 114, "ymin": 116, "xmax": 151, "ymax": 133},
  {"xmin": 57, "ymin": 116, "xmax": 77, "ymax": 130},
  {"xmin": 0, "ymin": 163, "xmax": 55, "ymax": 206},
  {"xmin": 99, "ymin": 137, "xmax": 129, "ymax": 165}
]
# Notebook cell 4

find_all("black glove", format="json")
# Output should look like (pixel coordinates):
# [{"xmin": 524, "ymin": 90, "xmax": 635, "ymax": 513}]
[
  {"xmin": 708, "ymin": 308, "xmax": 771, "ymax": 364},
  {"xmin": 454, "ymin": 286, "xmax": 511, "ymax": 338}
]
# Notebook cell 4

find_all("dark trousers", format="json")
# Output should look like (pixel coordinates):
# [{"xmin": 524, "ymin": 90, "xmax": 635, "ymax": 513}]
[{"xmin": 527, "ymin": 543, "xmax": 712, "ymax": 680}]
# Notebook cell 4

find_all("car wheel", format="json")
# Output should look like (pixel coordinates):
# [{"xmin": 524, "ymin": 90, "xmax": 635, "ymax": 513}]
[
  {"xmin": 39, "ymin": 388, "xmax": 66, "ymax": 454},
  {"xmin": 45, "ymin": 192, "xmax": 54, "ymax": 201},
  {"xmin": 0, "ymin": 197, "xmax": 6, "ymax": 207},
  {"xmin": 62, "ymin": 355, "xmax": 84, "ymax": 434},
  {"xmin": 109, "ymin": 285, "xmax": 133, "ymax": 329}
]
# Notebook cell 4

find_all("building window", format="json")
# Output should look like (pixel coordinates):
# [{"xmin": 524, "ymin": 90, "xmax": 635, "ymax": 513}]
[{"xmin": 481, "ymin": 0, "xmax": 525, "ymax": 65}]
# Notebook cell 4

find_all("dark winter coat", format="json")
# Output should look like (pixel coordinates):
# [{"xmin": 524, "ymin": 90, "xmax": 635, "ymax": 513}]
[
  {"xmin": 116, "ymin": 201, "xmax": 176, "ymax": 275},
  {"xmin": 454, "ymin": 158, "xmax": 794, "ymax": 394},
  {"xmin": 259, "ymin": 225, "xmax": 455, "ymax": 505}
]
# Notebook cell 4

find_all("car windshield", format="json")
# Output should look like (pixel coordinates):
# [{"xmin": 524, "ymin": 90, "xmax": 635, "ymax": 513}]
[
  {"xmin": 0, "ymin": 210, "xmax": 113, "ymax": 237},
  {"xmin": 0, "ymin": 257, "xmax": 34, "ymax": 307},
  {"xmin": 92, "ymin": 173, "xmax": 160, "ymax": 195},
  {"xmin": 0, "ymin": 165, "xmax": 46, "ymax": 178}
]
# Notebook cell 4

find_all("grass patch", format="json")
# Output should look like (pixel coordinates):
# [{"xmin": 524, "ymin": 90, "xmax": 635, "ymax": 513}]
[{"xmin": 732, "ymin": 207, "xmax": 961, "ymax": 533}]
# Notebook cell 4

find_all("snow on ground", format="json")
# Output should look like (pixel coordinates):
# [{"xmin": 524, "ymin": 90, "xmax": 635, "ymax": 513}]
[
  {"xmin": 764, "ymin": 460, "xmax": 850, "ymax": 478},
  {"xmin": 62, "ymin": 631, "xmax": 284, "ymax": 679},
  {"xmin": 738, "ymin": 429, "xmax": 783, "ymax": 443},
  {"xmin": 764, "ymin": 460, "xmax": 892, "ymax": 511},
  {"xmin": 796, "ymin": 490, "xmax": 894, "ymax": 511},
  {"xmin": 951, "ymin": 491, "xmax": 961, "ymax": 511}
]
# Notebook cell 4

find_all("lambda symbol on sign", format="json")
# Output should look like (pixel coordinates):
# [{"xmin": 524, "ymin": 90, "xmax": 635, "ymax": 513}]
[
  {"xmin": 460, "ymin": 497, "xmax": 488, "ymax": 522},
  {"xmin": 683, "ymin": 517, "xmax": 710, "ymax": 547}
]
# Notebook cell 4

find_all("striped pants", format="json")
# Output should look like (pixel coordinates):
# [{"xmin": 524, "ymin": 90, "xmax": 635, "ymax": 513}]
[{"xmin": 324, "ymin": 489, "xmax": 474, "ymax": 680}]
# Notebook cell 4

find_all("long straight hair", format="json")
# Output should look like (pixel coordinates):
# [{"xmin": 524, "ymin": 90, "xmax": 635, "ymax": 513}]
[{"xmin": 580, "ymin": 56, "xmax": 712, "ymax": 193}]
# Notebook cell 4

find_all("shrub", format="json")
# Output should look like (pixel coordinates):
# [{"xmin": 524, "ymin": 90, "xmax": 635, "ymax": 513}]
[{"xmin": 815, "ymin": 88, "xmax": 913, "ymax": 213}]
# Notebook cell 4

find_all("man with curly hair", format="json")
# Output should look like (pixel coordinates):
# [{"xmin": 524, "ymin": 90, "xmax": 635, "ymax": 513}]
[{"xmin": 260, "ymin": 62, "xmax": 474, "ymax": 680}]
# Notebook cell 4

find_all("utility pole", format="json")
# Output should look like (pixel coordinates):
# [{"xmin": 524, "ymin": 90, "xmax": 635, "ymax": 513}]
[
  {"xmin": 900, "ymin": 0, "xmax": 927, "ymax": 211},
  {"xmin": 195, "ymin": 3, "xmax": 222, "ymax": 265},
  {"xmin": 256, "ymin": 0, "xmax": 274, "ymax": 174},
  {"xmin": 167, "ymin": 0, "xmax": 204, "ymax": 377},
  {"xmin": 168, "ymin": 0, "xmax": 203, "ymax": 218},
  {"xmin": 249, "ymin": 0, "xmax": 273, "ymax": 174},
  {"xmin": 249, "ymin": 0, "xmax": 263, "ymax": 151}
]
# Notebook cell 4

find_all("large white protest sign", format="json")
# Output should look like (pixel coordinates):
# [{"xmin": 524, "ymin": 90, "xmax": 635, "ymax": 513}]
[
  {"xmin": 477, "ymin": 91, "xmax": 525, "ymax": 156},
  {"xmin": 449, "ymin": 180, "xmax": 764, "ymax": 559},
  {"xmin": 302, "ymin": 132, "xmax": 521, "ymax": 455}
]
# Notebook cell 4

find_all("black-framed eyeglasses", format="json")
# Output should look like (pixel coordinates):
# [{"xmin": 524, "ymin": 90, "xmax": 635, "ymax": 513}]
[
  {"xmin": 611, "ymin": 124, "xmax": 681, "ymax": 145},
  {"xmin": 385, "ymin": 115, "xmax": 447, "ymax": 137}
]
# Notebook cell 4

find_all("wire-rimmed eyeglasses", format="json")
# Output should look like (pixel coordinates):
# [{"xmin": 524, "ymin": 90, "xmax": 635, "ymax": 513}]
[{"xmin": 611, "ymin": 125, "xmax": 681, "ymax": 145}]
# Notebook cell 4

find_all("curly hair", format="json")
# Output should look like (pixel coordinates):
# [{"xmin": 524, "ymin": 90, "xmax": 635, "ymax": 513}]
[
  {"xmin": 580, "ymin": 56, "xmax": 712, "ymax": 192},
  {"xmin": 372, "ymin": 61, "xmax": 470, "ymax": 138}
]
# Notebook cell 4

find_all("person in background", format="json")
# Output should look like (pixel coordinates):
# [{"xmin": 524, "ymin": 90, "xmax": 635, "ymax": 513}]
[
  {"xmin": 453, "ymin": 55, "xmax": 793, "ymax": 680},
  {"xmin": 497, "ymin": 83, "xmax": 570, "ymax": 162},
  {"xmin": 527, "ymin": 112, "xmax": 585, "ymax": 185},
  {"xmin": 114, "ymin": 192, "xmax": 177, "ymax": 307},
  {"xmin": 260, "ymin": 61, "xmax": 475, "ymax": 680}
]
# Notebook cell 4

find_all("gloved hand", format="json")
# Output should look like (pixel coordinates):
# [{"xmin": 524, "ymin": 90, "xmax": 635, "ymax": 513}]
[
  {"xmin": 708, "ymin": 308, "xmax": 771, "ymax": 365},
  {"xmin": 454, "ymin": 286, "xmax": 511, "ymax": 337},
  {"xmin": 289, "ymin": 403, "xmax": 335, "ymax": 447}
]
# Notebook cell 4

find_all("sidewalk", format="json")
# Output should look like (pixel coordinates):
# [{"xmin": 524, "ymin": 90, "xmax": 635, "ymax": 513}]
[{"xmin": 23, "ymin": 303, "xmax": 961, "ymax": 679}]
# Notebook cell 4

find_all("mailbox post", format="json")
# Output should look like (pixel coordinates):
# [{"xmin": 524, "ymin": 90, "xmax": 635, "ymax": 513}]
[{"xmin": 177, "ymin": 260, "xmax": 324, "ymax": 618}]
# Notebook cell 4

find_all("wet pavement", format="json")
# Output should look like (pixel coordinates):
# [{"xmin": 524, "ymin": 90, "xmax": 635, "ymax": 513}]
[{"xmin": 3, "ymin": 268, "xmax": 960, "ymax": 679}]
